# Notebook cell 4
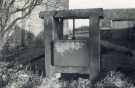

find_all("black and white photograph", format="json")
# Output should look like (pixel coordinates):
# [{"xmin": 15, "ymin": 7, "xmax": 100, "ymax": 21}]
[{"xmin": 0, "ymin": 0, "xmax": 135, "ymax": 88}]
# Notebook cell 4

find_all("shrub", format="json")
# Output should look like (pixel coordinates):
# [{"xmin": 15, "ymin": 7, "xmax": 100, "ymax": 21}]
[{"xmin": 95, "ymin": 71, "xmax": 135, "ymax": 88}]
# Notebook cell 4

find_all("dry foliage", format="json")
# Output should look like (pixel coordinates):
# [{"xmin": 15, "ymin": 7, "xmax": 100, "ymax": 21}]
[{"xmin": 95, "ymin": 71, "xmax": 135, "ymax": 88}]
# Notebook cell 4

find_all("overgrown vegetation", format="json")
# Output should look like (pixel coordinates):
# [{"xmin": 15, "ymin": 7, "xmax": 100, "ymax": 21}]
[
  {"xmin": 95, "ymin": 71, "xmax": 135, "ymax": 88},
  {"xmin": 0, "ymin": 30, "xmax": 45, "ymax": 87},
  {"xmin": 39, "ymin": 71, "xmax": 135, "ymax": 88}
]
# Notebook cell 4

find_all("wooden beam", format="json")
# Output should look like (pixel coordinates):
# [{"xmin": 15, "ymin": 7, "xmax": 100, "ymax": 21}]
[
  {"xmin": 104, "ymin": 9, "xmax": 135, "ymax": 20},
  {"xmin": 39, "ymin": 8, "xmax": 103, "ymax": 19},
  {"xmin": 55, "ymin": 8, "xmax": 103, "ymax": 19},
  {"xmin": 89, "ymin": 16, "xmax": 100, "ymax": 81},
  {"xmin": 44, "ymin": 15, "xmax": 54, "ymax": 77},
  {"xmin": 40, "ymin": 8, "xmax": 135, "ymax": 20},
  {"xmin": 72, "ymin": 19, "xmax": 75, "ymax": 39}
]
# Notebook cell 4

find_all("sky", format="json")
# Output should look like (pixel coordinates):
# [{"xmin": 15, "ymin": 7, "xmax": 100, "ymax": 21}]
[{"xmin": 69, "ymin": 0, "xmax": 135, "ymax": 9}]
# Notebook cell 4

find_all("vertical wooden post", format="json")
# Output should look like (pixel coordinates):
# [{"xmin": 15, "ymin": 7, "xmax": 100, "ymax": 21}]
[
  {"xmin": 89, "ymin": 16, "xmax": 100, "ymax": 81},
  {"xmin": 55, "ymin": 18, "xmax": 63, "ymax": 40},
  {"xmin": 59, "ymin": 19, "xmax": 64, "ymax": 40},
  {"xmin": 72, "ymin": 19, "xmax": 75, "ymax": 39},
  {"xmin": 44, "ymin": 15, "xmax": 54, "ymax": 77}
]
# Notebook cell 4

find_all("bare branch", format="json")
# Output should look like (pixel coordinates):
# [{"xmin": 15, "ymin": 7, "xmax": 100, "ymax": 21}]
[
  {"xmin": 0, "ymin": 0, "xmax": 60, "ymax": 36},
  {"xmin": 0, "ymin": 0, "xmax": 44, "ymax": 36},
  {"xmin": 1, "ymin": 0, "xmax": 38, "ymax": 36}
]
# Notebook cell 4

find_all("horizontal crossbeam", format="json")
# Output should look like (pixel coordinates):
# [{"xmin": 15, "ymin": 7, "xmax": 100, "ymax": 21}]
[
  {"xmin": 104, "ymin": 9, "xmax": 135, "ymax": 20},
  {"xmin": 39, "ymin": 8, "xmax": 103, "ymax": 19},
  {"xmin": 40, "ymin": 8, "xmax": 135, "ymax": 20}
]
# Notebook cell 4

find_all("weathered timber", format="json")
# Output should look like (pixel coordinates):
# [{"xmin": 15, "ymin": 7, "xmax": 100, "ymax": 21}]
[
  {"xmin": 39, "ymin": 8, "xmax": 103, "ymax": 19},
  {"xmin": 44, "ymin": 15, "xmax": 54, "ymax": 77},
  {"xmin": 53, "ymin": 40, "xmax": 89, "ymax": 67},
  {"xmin": 53, "ymin": 18, "xmax": 63, "ymax": 40},
  {"xmin": 40, "ymin": 9, "xmax": 135, "ymax": 20},
  {"xmin": 89, "ymin": 16, "xmax": 100, "ymax": 80},
  {"xmin": 40, "ymin": 8, "xmax": 102, "ymax": 76},
  {"xmin": 72, "ymin": 19, "xmax": 75, "ymax": 39},
  {"xmin": 104, "ymin": 9, "xmax": 135, "ymax": 20},
  {"xmin": 54, "ymin": 66, "xmax": 89, "ymax": 73}
]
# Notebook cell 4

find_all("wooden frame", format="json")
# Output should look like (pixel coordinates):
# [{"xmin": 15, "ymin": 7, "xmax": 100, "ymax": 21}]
[
  {"xmin": 41, "ymin": 8, "xmax": 103, "ymax": 82},
  {"xmin": 39, "ymin": 9, "xmax": 135, "ymax": 88}
]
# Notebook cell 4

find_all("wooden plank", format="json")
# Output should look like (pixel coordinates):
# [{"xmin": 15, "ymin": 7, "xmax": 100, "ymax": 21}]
[
  {"xmin": 53, "ymin": 40, "xmax": 89, "ymax": 67},
  {"xmin": 39, "ymin": 8, "xmax": 103, "ymax": 19},
  {"xmin": 104, "ymin": 9, "xmax": 135, "ymax": 20},
  {"xmin": 55, "ymin": 8, "xmax": 103, "ymax": 19},
  {"xmin": 89, "ymin": 16, "xmax": 100, "ymax": 81},
  {"xmin": 44, "ymin": 15, "xmax": 54, "ymax": 77},
  {"xmin": 40, "ymin": 8, "xmax": 135, "ymax": 20},
  {"xmin": 55, "ymin": 66, "xmax": 89, "ymax": 73},
  {"xmin": 52, "ymin": 18, "xmax": 58, "ymax": 40},
  {"xmin": 72, "ymin": 19, "xmax": 75, "ymax": 39},
  {"xmin": 54, "ymin": 18, "xmax": 63, "ymax": 40}
]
